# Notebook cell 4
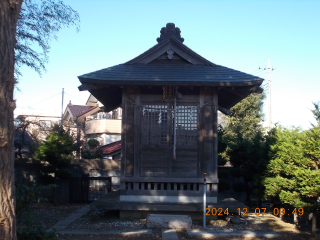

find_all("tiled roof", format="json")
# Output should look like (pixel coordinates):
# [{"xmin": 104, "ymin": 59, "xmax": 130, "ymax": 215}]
[
  {"xmin": 98, "ymin": 140, "xmax": 121, "ymax": 155},
  {"xmin": 125, "ymin": 36, "xmax": 215, "ymax": 66},
  {"xmin": 68, "ymin": 105, "xmax": 98, "ymax": 117},
  {"xmin": 79, "ymin": 64, "xmax": 263, "ymax": 86}
]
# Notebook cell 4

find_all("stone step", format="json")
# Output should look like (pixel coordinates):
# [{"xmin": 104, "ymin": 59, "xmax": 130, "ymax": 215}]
[
  {"xmin": 162, "ymin": 229, "xmax": 179, "ymax": 240},
  {"xmin": 147, "ymin": 214, "xmax": 192, "ymax": 229}
]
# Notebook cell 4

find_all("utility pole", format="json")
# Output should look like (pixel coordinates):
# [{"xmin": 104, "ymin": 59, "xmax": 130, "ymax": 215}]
[
  {"xmin": 267, "ymin": 58, "xmax": 272, "ymax": 128},
  {"xmin": 61, "ymin": 88, "xmax": 64, "ymax": 126},
  {"xmin": 259, "ymin": 58, "xmax": 275, "ymax": 128}
]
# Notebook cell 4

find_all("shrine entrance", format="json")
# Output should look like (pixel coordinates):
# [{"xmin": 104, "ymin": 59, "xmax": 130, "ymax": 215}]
[{"xmin": 140, "ymin": 103, "xmax": 198, "ymax": 178}]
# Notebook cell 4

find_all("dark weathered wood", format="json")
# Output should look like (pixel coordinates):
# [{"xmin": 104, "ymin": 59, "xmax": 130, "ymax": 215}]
[
  {"xmin": 212, "ymin": 87, "xmax": 218, "ymax": 178},
  {"xmin": 120, "ymin": 87, "xmax": 127, "ymax": 189},
  {"xmin": 167, "ymin": 102, "xmax": 172, "ymax": 177},
  {"xmin": 121, "ymin": 177, "xmax": 219, "ymax": 183},
  {"xmin": 125, "ymin": 86, "xmax": 135, "ymax": 176},
  {"xmin": 199, "ymin": 88, "xmax": 205, "ymax": 177},
  {"xmin": 134, "ymin": 88, "xmax": 141, "ymax": 177},
  {"xmin": 140, "ymin": 94, "xmax": 198, "ymax": 103}
]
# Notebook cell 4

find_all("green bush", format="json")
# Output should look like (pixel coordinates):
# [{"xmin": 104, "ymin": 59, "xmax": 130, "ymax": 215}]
[
  {"xmin": 218, "ymin": 169, "xmax": 229, "ymax": 179},
  {"xmin": 87, "ymin": 138, "xmax": 100, "ymax": 149},
  {"xmin": 231, "ymin": 168, "xmax": 243, "ymax": 178},
  {"xmin": 232, "ymin": 182, "xmax": 247, "ymax": 192},
  {"xmin": 81, "ymin": 149, "xmax": 103, "ymax": 159},
  {"xmin": 218, "ymin": 156, "xmax": 227, "ymax": 166},
  {"xmin": 219, "ymin": 179, "xmax": 231, "ymax": 191},
  {"xmin": 36, "ymin": 125, "xmax": 73, "ymax": 183}
]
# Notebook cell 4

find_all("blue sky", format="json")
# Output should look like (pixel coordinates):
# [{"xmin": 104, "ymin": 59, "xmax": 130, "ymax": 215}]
[{"xmin": 14, "ymin": 0, "xmax": 320, "ymax": 129}]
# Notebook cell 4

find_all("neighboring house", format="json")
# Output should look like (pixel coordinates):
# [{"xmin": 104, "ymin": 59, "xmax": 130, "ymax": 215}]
[
  {"xmin": 15, "ymin": 110, "xmax": 61, "ymax": 141},
  {"xmin": 99, "ymin": 140, "xmax": 121, "ymax": 160},
  {"xmin": 62, "ymin": 94, "xmax": 122, "ymax": 157},
  {"xmin": 14, "ymin": 108, "xmax": 61, "ymax": 157}
]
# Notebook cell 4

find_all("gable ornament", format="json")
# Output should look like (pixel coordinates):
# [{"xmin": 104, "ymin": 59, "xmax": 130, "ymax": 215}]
[
  {"xmin": 157, "ymin": 23, "xmax": 184, "ymax": 43},
  {"xmin": 167, "ymin": 49, "xmax": 174, "ymax": 59}
]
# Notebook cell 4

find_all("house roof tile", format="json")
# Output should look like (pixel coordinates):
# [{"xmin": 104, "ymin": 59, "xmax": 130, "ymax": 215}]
[
  {"xmin": 98, "ymin": 140, "xmax": 121, "ymax": 155},
  {"xmin": 68, "ymin": 105, "xmax": 98, "ymax": 117}
]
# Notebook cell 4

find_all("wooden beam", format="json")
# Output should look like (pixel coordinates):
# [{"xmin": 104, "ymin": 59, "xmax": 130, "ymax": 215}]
[
  {"xmin": 250, "ymin": 85, "xmax": 263, "ymax": 93},
  {"xmin": 78, "ymin": 83, "xmax": 107, "ymax": 91},
  {"xmin": 218, "ymin": 106, "xmax": 230, "ymax": 115},
  {"xmin": 121, "ymin": 177, "xmax": 219, "ymax": 183}
]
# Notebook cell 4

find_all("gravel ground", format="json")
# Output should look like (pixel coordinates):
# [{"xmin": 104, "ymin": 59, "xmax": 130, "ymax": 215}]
[
  {"xmin": 68, "ymin": 209, "xmax": 146, "ymax": 229},
  {"xmin": 19, "ymin": 203, "xmax": 320, "ymax": 240},
  {"xmin": 66, "ymin": 209, "xmax": 320, "ymax": 240}
]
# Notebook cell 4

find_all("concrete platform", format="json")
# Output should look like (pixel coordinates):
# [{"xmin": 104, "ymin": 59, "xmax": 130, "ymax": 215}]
[{"xmin": 90, "ymin": 190, "xmax": 248, "ymax": 219}]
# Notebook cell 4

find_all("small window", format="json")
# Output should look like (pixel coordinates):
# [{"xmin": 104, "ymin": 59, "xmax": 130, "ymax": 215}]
[{"xmin": 39, "ymin": 120, "xmax": 51, "ymax": 131}]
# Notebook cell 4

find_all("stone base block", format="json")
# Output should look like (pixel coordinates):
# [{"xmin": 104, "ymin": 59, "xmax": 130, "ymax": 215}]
[
  {"xmin": 146, "ymin": 214, "xmax": 192, "ymax": 229},
  {"xmin": 120, "ymin": 210, "xmax": 218, "ymax": 220}
]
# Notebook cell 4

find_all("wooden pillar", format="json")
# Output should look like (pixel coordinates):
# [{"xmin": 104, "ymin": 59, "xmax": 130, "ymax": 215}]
[
  {"xmin": 199, "ymin": 88, "xmax": 205, "ymax": 177},
  {"xmin": 212, "ymin": 87, "xmax": 218, "ymax": 178},
  {"xmin": 120, "ymin": 86, "xmax": 127, "ymax": 190},
  {"xmin": 125, "ymin": 86, "xmax": 135, "ymax": 177},
  {"xmin": 200, "ymin": 87, "xmax": 214, "ymax": 177},
  {"xmin": 134, "ymin": 87, "xmax": 141, "ymax": 177}
]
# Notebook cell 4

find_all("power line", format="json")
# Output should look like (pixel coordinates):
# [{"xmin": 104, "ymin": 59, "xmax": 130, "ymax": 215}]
[
  {"xmin": 26, "ymin": 92, "xmax": 61, "ymax": 107},
  {"xmin": 243, "ymin": 57, "xmax": 269, "ymax": 72},
  {"xmin": 249, "ymin": 68, "xmax": 265, "ymax": 75},
  {"xmin": 64, "ymin": 92, "xmax": 85, "ymax": 102},
  {"xmin": 273, "ymin": 87, "xmax": 312, "ymax": 106}
]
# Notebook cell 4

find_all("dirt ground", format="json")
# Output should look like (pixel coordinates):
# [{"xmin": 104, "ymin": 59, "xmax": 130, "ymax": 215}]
[
  {"xmin": 21, "ymin": 203, "xmax": 320, "ymax": 240},
  {"xmin": 17, "ymin": 203, "xmax": 86, "ymax": 229}
]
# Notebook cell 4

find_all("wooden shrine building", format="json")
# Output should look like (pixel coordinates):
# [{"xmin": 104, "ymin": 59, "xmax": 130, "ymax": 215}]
[{"xmin": 78, "ymin": 23, "xmax": 263, "ymax": 207}]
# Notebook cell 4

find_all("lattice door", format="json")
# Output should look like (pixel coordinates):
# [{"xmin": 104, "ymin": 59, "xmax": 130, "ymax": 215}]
[
  {"xmin": 172, "ymin": 105, "xmax": 198, "ymax": 177},
  {"xmin": 140, "ymin": 105, "xmax": 169, "ymax": 177}
]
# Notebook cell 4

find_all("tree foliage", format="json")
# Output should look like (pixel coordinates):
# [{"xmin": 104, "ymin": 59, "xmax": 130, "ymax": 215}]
[
  {"xmin": 264, "ymin": 105, "xmax": 320, "ymax": 234},
  {"xmin": 15, "ymin": 0, "xmax": 80, "ymax": 77},
  {"xmin": 264, "ymin": 128, "xmax": 320, "ymax": 206},
  {"xmin": 36, "ymin": 125, "xmax": 73, "ymax": 183},
  {"xmin": 220, "ymin": 93, "xmax": 268, "ymax": 204},
  {"xmin": 311, "ymin": 102, "xmax": 320, "ymax": 124}
]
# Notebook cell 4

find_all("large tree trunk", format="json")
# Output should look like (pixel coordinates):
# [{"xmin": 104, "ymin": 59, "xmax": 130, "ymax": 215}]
[{"xmin": 0, "ymin": 1, "xmax": 23, "ymax": 239}]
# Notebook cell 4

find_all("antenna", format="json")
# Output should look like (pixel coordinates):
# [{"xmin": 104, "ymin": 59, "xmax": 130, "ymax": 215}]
[{"xmin": 260, "ymin": 58, "xmax": 276, "ymax": 128}]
